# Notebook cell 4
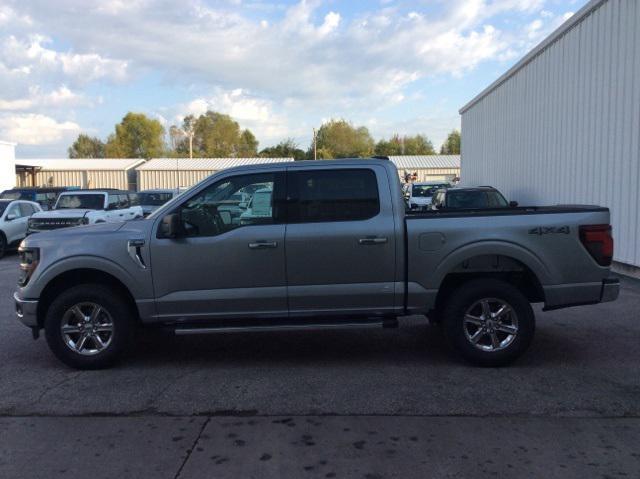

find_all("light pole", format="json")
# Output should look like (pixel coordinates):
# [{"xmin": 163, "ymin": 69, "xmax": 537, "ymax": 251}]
[
  {"xmin": 313, "ymin": 128, "xmax": 317, "ymax": 161},
  {"xmin": 173, "ymin": 126, "xmax": 194, "ymax": 189}
]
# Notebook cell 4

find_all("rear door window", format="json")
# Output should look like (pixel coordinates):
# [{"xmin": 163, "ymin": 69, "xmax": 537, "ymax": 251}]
[{"xmin": 288, "ymin": 169, "xmax": 380, "ymax": 223}]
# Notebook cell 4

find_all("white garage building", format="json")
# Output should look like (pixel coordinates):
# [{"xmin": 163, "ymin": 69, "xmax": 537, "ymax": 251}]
[
  {"xmin": 136, "ymin": 157, "xmax": 294, "ymax": 190},
  {"xmin": 459, "ymin": 0, "xmax": 639, "ymax": 273},
  {"xmin": 0, "ymin": 141, "xmax": 17, "ymax": 192},
  {"xmin": 388, "ymin": 155, "xmax": 460, "ymax": 183}
]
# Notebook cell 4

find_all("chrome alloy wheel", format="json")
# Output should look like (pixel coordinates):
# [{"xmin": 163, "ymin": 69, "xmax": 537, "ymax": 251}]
[
  {"xmin": 463, "ymin": 298, "xmax": 519, "ymax": 352},
  {"xmin": 60, "ymin": 302, "xmax": 114, "ymax": 356}
]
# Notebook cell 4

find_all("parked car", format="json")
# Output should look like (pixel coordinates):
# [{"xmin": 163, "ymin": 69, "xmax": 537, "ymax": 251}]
[
  {"xmin": 0, "ymin": 200, "xmax": 42, "ymax": 258},
  {"xmin": 405, "ymin": 181, "xmax": 451, "ymax": 210},
  {"xmin": 137, "ymin": 189, "xmax": 182, "ymax": 216},
  {"xmin": 27, "ymin": 190, "xmax": 143, "ymax": 234},
  {"xmin": 0, "ymin": 187, "xmax": 79, "ymax": 211},
  {"xmin": 14, "ymin": 159, "xmax": 618, "ymax": 369},
  {"xmin": 430, "ymin": 186, "xmax": 518, "ymax": 210}
]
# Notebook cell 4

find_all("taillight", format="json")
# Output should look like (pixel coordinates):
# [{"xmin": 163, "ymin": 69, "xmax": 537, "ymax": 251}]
[{"xmin": 579, "ymin": 224, "xmax": 613, "ymax": 266}]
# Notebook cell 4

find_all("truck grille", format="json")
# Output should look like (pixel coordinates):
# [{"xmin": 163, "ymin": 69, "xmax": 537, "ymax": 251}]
[{"xmin": 28, "ymin": 218, "xmax": 85, "ymax": 231}]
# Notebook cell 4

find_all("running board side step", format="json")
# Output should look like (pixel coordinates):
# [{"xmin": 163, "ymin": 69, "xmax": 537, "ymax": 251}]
[{"xmin": 174, "ymin": 318, "xmax": 398, "ymax": 336}]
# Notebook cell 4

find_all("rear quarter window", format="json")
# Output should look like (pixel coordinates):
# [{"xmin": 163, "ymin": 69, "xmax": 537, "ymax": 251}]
[{"xmin": 288, "ymin": 169, "xmax": 380, "ymax": 223}]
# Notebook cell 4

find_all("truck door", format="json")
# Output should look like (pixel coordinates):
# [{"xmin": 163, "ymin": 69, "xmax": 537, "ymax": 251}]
[
  {"xmin": 149, "ymin": 170, "xmax": 288, "ymax": 321},
  {"xmin": 285, "ymin": 165, "xmax": 397, "ymax": 316}
]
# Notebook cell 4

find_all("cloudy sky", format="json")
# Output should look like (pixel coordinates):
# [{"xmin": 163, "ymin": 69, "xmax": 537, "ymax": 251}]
[{"xmin": 0, "ymin": 0, "xmax": 584, "ymax": 158}]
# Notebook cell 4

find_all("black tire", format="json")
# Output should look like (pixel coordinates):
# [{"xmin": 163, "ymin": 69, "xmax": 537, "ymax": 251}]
[
  {"xmin": 0, "ymin": 233, "xmax": 5, "ymax": 259},
  {"xmin": 442, "ymin": 279, "xmax": 535, "ymax": 367},
  {"xmin": 44, "ymin": 284, "xmax": 135, "ymax": 369}
]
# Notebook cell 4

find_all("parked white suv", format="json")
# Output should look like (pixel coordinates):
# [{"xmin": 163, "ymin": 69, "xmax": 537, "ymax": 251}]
[
  {"xmin": 28, "ymin": 190, "xmax": 143, "ymax": 234},
  {"xmin": 405, "ymin": 181, "xmax": 451, "ymax": 210},
  {"xmin": 0, "ymin": 199, "xmax": 42, "ymax": 258}
]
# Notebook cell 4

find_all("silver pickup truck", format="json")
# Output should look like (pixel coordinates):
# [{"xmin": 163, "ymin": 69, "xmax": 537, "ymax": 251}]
[{"xmin": 14, "ymin": 159, "xmax": 619, "ymax": 369}]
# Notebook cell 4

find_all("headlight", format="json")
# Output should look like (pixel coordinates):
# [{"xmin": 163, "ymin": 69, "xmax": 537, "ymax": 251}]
[{"xmin": 18, "ymin": 247, "xmax": 40, "ymax": 287}]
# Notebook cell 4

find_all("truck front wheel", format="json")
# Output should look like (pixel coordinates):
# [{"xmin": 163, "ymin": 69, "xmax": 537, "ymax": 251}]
[
  {"xmin": 442, "ymin": 279, "xmax": 535, "ymax": 367},
  {"xmin": 44, "ymin": 284, "xmax": 135, "ymax": 369}
]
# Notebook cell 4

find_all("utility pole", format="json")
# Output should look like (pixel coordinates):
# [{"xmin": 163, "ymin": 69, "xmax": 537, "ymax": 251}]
[{"xmin": 313, "ymin": 128, "xmax": 317, "ymax": 161}]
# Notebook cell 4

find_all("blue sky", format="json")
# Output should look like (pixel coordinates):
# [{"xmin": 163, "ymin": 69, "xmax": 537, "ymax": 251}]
[{"xmin": 0, "ymin": 0, "xmax": 586, "ymax": 158}]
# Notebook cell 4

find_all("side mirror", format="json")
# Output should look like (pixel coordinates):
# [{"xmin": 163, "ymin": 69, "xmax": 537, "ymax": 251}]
[
  {"xmin": 509, "ymin": 201, "xmax": 519, "ymax": 208},
  {"xmin": 6, "ymin": 213, "xmax": 16, "ymax": 221},
  {"xmin": 159, "ymin": 213, "xmax": 183, "ymax": 238}
]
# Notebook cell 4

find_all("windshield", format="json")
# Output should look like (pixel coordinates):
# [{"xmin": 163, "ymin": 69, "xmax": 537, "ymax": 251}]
[
  {"xmin": 412, "ymin": 184, "xmax": 449, "ymax": 198},
  {"xmin": 138, "ymin": 192, "xmax": 173, "ymax": 206},
  {"xmin": 446, "ymin": 190, "xmax": 509, "ymax": 209},
  {"xmin": 55, "ymin": 194, "xmax": 105, "ymax": 210},
  {"xmin": 0, "ymin": 190, "xmax": 31, "ymax": 201}
]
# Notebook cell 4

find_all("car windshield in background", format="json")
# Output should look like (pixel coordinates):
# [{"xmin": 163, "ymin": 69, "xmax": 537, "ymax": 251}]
[
  {"xmin": 55, "ymin": 194, "xmax": 105, "ymax": 210},
  {"xmin": 412, "ymin": 184, "xmax": 449, "ymax": 198},
  {"xmin": 447, "ymin": 190, "xmax": 509, "ymax": 209},
  {"xmin": 138, "ymin": 192, "xmax": 173, "ymax": 206},
  {"xmin": 0, "ymin": 191, "xmax": 30, "ymax": 201}
]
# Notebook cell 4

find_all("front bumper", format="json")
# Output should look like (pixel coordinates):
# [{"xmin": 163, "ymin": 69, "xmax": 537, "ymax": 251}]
[{"xmin": 14, "ymin": 292, "xmax": 39, "ymax": 328}]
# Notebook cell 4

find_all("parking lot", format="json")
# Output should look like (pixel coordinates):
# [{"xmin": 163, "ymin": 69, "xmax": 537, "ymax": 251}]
[{"xmin": 1, "ymin": 252, "xmax": 639, "ymax": 478}]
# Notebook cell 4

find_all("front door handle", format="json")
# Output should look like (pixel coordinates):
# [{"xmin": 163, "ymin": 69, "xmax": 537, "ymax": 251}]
[
  {"xmin": 358, "ymin": 237, "xmax": 388, "ymax": 245},
  {"xmin": 248, "ymin": 241, "xmax": 278, "ymax": 249}
]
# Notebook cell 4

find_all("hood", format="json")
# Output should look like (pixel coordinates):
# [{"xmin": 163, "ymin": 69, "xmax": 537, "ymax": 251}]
[
  {"xmin": 31, "ymin": 209, "xmax": 93, "ymax": 219},
  {"xmin": 22, "ymin": 221, "xmax": 126, "ymax": 246}
]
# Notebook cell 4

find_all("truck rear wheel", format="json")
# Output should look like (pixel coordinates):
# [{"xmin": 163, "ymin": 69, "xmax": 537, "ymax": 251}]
[
  {"xmin": 442, "ymin": 279, "xmax": 535, "ymax": 367},
  {"xmin": 44, "ymin": 284, "xmax": 135, "ymax": 369}
]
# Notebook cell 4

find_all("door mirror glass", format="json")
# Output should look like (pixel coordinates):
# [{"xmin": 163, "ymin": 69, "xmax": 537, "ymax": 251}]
[{"xmin": 159, "ymin": 213, "xmax": 183, "ymax": 238}]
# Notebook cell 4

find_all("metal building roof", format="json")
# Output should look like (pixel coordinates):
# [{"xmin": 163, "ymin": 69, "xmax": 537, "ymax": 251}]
[
  {"xmin": 459, "ymin": 0, "xmax": 607, "ymax": 114},
  {"xmin": 15, "ymin": 158, "xmax": 145, "ymax": 171},
  {"xmin": 137, "ymin": 157, "xmax": 294, "ymax": 171},
  {"xmin": 388, "ymin": 155, "xmax": 460, "ymax": 169}
]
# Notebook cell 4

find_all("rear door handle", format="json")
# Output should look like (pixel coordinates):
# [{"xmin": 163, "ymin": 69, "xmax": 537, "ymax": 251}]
[
  {"xmin": 358, "ymin": 237, "xmax": 388, "ymax": 245},
  {"xmin": 248, "ymin": 241, "xmax": 278, "ymax": 249}
]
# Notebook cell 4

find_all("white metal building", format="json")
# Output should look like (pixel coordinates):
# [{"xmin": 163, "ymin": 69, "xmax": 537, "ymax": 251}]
[
  {"xmin": 388, "ymin": 155, "xmax": 460, "ymax": 182},
  {"xmin": 459, "ymin": 0, "xmax": 640, "ymax": 271},
  {"xmin": 136, "ymin": 157, "xmax": 294, "ymax": 190},
  {"xmin": 15, "ymin": 159, "xmax": 146, "ymax": 190},
  {"xmin": 0, "ymin": 141, "xmax": 17, "ymax": 192}
]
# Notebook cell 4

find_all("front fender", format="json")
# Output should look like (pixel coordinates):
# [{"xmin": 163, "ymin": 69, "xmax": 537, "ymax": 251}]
[{"xmin": 21, "ymin": 255, "xmax": 145, "ymax": 300}]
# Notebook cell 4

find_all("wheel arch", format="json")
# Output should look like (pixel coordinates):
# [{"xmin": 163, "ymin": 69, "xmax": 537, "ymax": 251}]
[
  {"xmin": 36, "ymin": 268, "xmax": 139, "ymax": 328},
  {"xmin": 432, "ymin": 251, "xmax": 546, "ymax": 318}
]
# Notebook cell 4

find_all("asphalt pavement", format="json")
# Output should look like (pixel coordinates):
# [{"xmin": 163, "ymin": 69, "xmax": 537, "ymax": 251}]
[{"xmin": 1, "ymin": 253, "xmax": 639, "ymax": 478}]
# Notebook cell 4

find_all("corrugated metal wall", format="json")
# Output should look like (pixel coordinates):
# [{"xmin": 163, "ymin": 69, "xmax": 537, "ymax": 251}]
[
  {"xmin": 461, "ymin": 0, "xmax": 640, "ymax": 267},
  {"xmin": 395, "ymin": 168, "xmax": 460, "ymax": 182},
  {"xmin": 138, "ymin": 170, "xmax": 215, "ymax": 190},
  {"xmin": 16, "ymin": 170, "xmax": 130, "ymax": 189}
]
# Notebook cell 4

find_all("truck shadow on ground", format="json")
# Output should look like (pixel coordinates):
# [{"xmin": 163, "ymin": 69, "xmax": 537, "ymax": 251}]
[{"xmin": 124, "ymin": 319, "xmax": 592, "ymax": 369}]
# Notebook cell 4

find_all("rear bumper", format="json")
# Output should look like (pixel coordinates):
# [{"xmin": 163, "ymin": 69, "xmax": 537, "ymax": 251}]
[
  {"xmin": 600, "ymin": 277, "xmax": 620, "ymax": 303},
  {"xmin": 14, "ymin": 292, "xmax": 39, "ymax": 328},
  {"xmin": 543, "ymin": 277, "xmax": 620, "ymax": 311}
]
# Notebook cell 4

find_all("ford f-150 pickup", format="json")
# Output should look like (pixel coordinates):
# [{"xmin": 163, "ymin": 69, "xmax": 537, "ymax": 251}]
[{"xmin": 14, "ymin": 159, "xmax": 619, "ymax": 369}]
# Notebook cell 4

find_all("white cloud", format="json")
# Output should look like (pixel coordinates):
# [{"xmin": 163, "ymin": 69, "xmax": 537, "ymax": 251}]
[
  {"xmin": 0, "ymin": 86, "xmax": 85, "ymax": 111},
  {"xmin": 0, "ymin": 114, "xmax": 80, "ymax": 145}
]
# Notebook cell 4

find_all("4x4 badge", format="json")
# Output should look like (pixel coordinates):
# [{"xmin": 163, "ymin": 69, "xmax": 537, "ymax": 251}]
[{"xmin": 528, "ymin": 226, "xmax": 570, "ymax": 235}]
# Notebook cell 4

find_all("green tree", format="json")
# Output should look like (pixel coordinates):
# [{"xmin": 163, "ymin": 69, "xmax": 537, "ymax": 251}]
[
  {"xmin": 68, "ymin": 134, "xmax": 105, "ymax": 158},
  {"xmin": 310, "ymin": 119, "xmax": 374, "ymax": 159},
  {"xmin": 105, "ymin": 113, "xmax": 165, "ymax": 158},
  {"xmin": 260, "ymin": 138, "xmax": 306, "ymax": 161},
  {"xmin": 374, "ymin": 134, "xmax": 435, "ymax": 156},
  {"xmin": 440, "ymin": 129, "xmax": 461, "ymax": 155},
  {"xmin": 237, "ymin": 129, "xmax": 259, "ymax": 157},
  {"xmin": 172, "ymin": 111, "xmax": 259, "ymax": 157}
]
